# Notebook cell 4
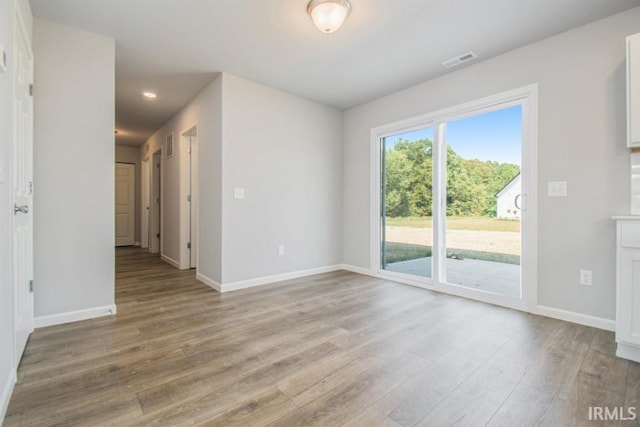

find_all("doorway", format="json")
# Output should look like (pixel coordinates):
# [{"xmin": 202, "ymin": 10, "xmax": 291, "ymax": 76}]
[
  {"xmin": 373, "ymin": 86, "xmax": 537, "ymax": 310},
  {"xmin": 115, "ymin": 163, "xmax": 135, "ymax": 246},
  {"xmin": 149, "ymin": 150, "xmax": 162, "ymax": 254},
  {"xmin": 141, "ymin": 159, "xmax": 150, "ymax": 249},
  {"xmin": 182, "ymin": 126, "xmax": 198, "ymax": 269}
]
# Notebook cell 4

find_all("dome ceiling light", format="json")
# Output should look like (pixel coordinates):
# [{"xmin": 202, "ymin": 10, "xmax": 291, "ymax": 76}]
[{"xmin": 307, "ymin": 0, "xmax": 351, "ymax": 34}]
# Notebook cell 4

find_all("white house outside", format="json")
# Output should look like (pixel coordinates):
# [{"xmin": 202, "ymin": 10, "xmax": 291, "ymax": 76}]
[{"xmin": 495, "ymin": 173, "xmax": 521, "ymax": 219}]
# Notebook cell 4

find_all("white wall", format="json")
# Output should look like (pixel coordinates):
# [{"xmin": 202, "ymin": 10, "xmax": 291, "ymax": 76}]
[
  {"xmin": 115, "ymin": 145, "xmax": 141, "ymax": 244},
  {"xmin": 33, "ymin": 18, "xmax": 115, "ymax": 318},
  {"xmin": 194, "ymin": 81, "xmax": 223, "ymax": 281},
  {"xmin": 220, "ymin": 74, "xmax": 343, "ymax": 284},
  {"xmin": 142, "ymin": 75, "xmax": 222, "ymax": 274},
  {"xmin": 143, "ymin": 73, "xmax": 342, "ymax": 286},
  {"xmin": 343, "ymin": 7, "xmax": 640, "ymax": 321},
  {"xmin": 0, "ymin": 0, "xmax": 32, "ymax": 419}
]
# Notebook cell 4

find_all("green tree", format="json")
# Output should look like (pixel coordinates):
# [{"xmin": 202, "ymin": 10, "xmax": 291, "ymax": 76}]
[
  {"xmin": 392, "ymin": 139, "xmax": 433, "ymax": 216},
  {"xmin": 384, "ymin": 148, "xmax": 412, "ymax": 217},
  {"xmin": 383, "ymin": 138, "xmax": 519, "ymax": 218}
]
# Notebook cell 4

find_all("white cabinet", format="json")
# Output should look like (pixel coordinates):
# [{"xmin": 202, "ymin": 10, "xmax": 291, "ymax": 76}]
[
  {"xmin": 628, "ymin": 33, "xmax": 640, "ymax": 147},
  {"xmin": 614, "ymin": 216, "xmax": 640, "ymax": 362}
]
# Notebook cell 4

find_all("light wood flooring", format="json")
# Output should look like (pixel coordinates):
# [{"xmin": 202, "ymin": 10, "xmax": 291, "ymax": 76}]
[{"xmin": 5, "ymin": 247, "xmax": 640, "ymax": 426}]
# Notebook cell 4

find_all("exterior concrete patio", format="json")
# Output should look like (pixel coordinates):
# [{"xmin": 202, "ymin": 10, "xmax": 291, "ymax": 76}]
[{"xmin": 385, "ymin": 257, "xmax": 520, "ymax": 298}]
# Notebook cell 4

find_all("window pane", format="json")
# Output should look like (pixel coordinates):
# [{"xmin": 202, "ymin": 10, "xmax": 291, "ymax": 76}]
[
  {"xmin": 444, "ymin": 105, "xmax": 522, "ymax": 298},
  {"xmin": 381, "ymin": 127, "xmax": 434, "ymax": 278}
]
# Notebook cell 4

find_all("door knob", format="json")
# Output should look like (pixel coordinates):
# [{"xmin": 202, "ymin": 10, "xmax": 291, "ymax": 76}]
[{"xmin": 14, "ymin": 204, "xmax": 29, "ymax": 214}]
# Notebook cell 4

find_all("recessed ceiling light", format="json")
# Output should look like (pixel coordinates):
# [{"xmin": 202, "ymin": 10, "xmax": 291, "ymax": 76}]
[{"xmin": 143, "ymin": 91, "xmax": 157, "ymax": 99}]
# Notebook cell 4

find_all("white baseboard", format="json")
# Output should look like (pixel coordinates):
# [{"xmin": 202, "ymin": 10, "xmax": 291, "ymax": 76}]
[
  {"xmin": 216, "ymin": 265, "xmax": 343, "ymax": 293},
  {"xmin": 340, "ymin": 264, "xmax": 376, "ymax": 276},
  {"xmin": 533, "ymin": 305, "xmax": 615, "ymax": 332},
  {"xmin": 0, "ymin": 370, "xmax": 16, "ymax": 424},
  {"xmin": 201, "ymin": 263, "xmax": 615, "ymax": 333},
  {"xmin": 196, "ymin": 272, "xmax": 222, "ymax": 292},
  {"xmin": 616, "ymin": 342, "xmax": 640, "ymax": 363},
  {"xmin": 161, "ymin": 254, "xmax": 181, "ymax": 269},
  {"xmin": 34, "ymin": 304, "xmax": 117, "ymax": 328}
]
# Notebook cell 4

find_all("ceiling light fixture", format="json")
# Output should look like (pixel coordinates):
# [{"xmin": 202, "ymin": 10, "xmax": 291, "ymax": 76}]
[
  {"xmin": 142, "ymin": 91, "xmax": 157, "ymax": 99},
  {"xmin": 307, "ymin": 0, "xmax": 351, "ymax": 34}
]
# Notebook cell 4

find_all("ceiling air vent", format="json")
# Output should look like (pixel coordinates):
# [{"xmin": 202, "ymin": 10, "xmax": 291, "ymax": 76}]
[{"xmin": 442, "ymin": 51, "xmax": 477, "ymax": 69}]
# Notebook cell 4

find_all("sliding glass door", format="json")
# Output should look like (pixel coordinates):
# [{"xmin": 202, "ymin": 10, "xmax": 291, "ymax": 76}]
[
  {"xmin": 378, "ymin": 96, "xmax": 528, "ymax": 303},
  {"xmin": 443, "ymin": 106, "xmax": 522, "ymax": 298},
  {"xmin": 381, "ymin": 127, "xmax": 435, "ymax": 278}
]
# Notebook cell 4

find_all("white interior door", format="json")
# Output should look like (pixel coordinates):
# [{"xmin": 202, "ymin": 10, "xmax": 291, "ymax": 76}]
[
  {"xmin": 188, "ymin": 128, "xmax": 198, "ymax": 269},
  {"xmin": 141, "ymin": 159, "xmax": 150, "ymax": 249},
  {"xmin": 115, "ymin": 163, "xmax": 135, "ymax": 246},
  {"xmin": 13, "ymin": 8, "xmax": 34, "ymax": 363},
  {"xmin": 150, "ymin": 151, "xmax": 161, "ymax": 253}
]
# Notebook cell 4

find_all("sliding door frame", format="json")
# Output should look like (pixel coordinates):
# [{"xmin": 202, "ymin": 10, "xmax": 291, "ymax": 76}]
[{"xmin": 370, "ymin": 84, "xmax": 538, "ymax": 311}]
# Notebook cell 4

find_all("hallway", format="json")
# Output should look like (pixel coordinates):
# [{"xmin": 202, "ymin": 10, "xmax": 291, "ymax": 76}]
[{"xmin": 4, "ymin": 248, "xmax": 638, "ymax": 426}]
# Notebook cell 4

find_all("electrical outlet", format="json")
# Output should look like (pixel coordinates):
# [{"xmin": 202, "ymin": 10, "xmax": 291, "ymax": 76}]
[
  {"xmin": 278, "ymin": 245, "xmax": 285, "ymax": 256},
  {"xmin": 580, "ymin": 269, "xmax": 592, "ymax": 286}
]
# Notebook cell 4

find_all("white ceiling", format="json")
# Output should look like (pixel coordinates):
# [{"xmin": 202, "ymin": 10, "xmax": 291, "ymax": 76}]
[{"xmin": 30, "ymin": 0, "xmax": 640, "ymax": 146}]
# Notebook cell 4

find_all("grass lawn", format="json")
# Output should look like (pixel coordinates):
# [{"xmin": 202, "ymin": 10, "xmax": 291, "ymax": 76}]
[
  {"xmin": 385, "ymin": 216, "xmax": 520, "ymax": 232},
  {"xmin": 384, "ymin": 242, "xmax": 432, "ymax": 263},
  {"xmin": 384, "ymin": 242, "xmax": 520, "ymax": 265}
]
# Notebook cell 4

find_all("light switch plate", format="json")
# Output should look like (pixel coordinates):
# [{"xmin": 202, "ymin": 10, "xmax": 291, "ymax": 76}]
[
  {"xmin": 548, "ymin": 181, "xmax": 567, "ymax": 197},
  {"xmin": 0, "ymin": 44, "xmax": 6, "ymax": 74},
  {"xmin": 234, "ymin": 188, "xmax": 245, "ymax": 199}
]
